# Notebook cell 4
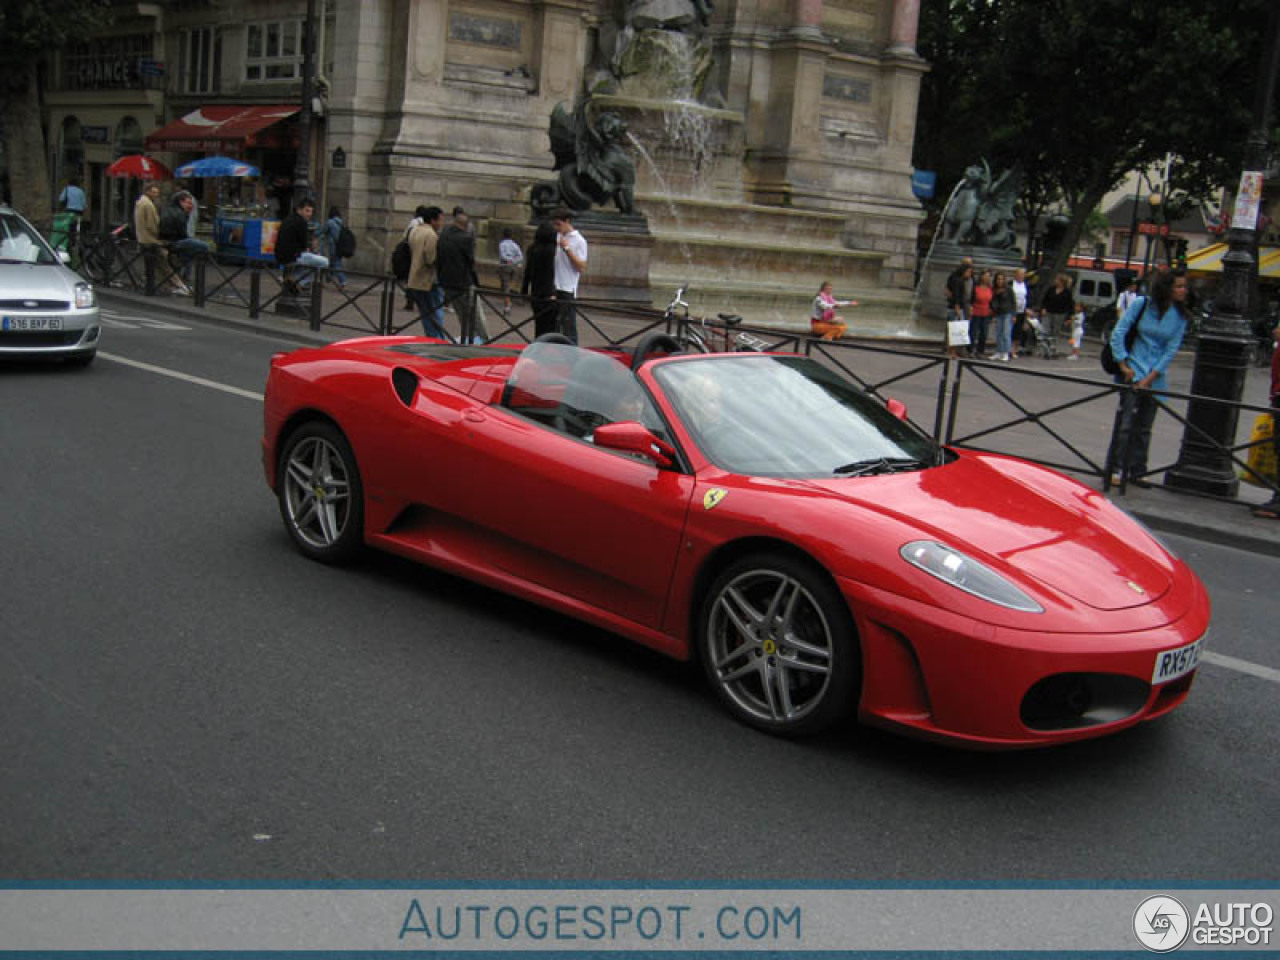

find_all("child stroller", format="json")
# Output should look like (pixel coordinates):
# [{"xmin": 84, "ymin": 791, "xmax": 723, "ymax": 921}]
[{"xmin": 1026, "ymin": 313, "xmax": 1059, "ymax": 359}]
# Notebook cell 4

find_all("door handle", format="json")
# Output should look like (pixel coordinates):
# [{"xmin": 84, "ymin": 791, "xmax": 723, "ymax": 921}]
[{"xmin": 464, "ymin": 410, "xmax": 486, "ymax": 423}]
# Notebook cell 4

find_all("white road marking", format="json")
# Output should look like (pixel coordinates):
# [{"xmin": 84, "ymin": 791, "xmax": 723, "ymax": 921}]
[
  {"xmin": 1202, "ymin": 651, "xmax": 1280, "ymax": 685},
  {"xmin": 98, "ymin": 352, "xmax": 263, "ymax": 401},
  {"xmin": 99, "ymin": 312, "xmax": 189, "ymax": 330}
]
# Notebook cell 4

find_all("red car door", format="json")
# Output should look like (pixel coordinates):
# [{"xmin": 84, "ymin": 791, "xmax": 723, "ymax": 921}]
[{"xmin": 449, "ymin": 407, "xmax": 695, "ymax": 630}]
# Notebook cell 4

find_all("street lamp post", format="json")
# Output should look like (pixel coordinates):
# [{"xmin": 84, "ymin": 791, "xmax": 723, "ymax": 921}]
[
  {"xmin": 1165, "ymin": 7, "xmax": 1280, "ymax": 496},
  {"xmin": 291, "ymin": 0, "xmax": 318, "ymax": 209}
]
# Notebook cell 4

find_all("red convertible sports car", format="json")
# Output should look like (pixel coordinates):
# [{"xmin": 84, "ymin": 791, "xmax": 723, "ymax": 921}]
[{"xmin": 262, "ymin": 333, "xmax": 1210, "ymax": 747}]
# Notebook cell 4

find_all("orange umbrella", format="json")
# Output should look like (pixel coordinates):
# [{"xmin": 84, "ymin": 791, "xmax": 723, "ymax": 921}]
[{"xmin": 104, "ymin": 154, "xmax": 173, "ymax": 179}]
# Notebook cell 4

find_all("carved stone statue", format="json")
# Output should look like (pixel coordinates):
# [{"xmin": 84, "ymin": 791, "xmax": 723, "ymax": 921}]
[
  {"xmin": 591, "ymin": 0, "xmax": 715, "ymax": 101},
  {"xmin": 940, "ymin": 160, "xmax": 1022, "ymax": 249},
  {"xmin": 531, "ymin": 101, "xmax": 637, "ymax": 216}
]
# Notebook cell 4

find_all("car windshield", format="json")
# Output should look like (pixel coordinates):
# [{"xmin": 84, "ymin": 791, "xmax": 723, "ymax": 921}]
[
  {"xmin": 654, "ymin": 355, "xmax": 942, "ymax": 477},
  {"xmin": 0, "ymin": 212, "xmax": 58, "ymax": 265},
  {"xmin": 500, "ymin": 342, "xmax": 672, "ymax": 446}
]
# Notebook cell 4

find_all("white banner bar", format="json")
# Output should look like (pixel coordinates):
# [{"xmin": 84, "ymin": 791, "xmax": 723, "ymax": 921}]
[{"xmin": 0, "ymin": 888, "xmax": 1276, "ymax": 952}]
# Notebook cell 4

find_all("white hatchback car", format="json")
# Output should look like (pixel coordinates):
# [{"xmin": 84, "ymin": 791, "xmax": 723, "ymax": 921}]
[{"xmin": 0, "ymin": 205, "xmax": 100, "ymax": 366}]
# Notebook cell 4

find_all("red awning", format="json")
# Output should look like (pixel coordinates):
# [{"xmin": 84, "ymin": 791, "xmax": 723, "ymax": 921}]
[{"xmin": 145, "ymin": 105, "xmax": 300, "ymax": 154}]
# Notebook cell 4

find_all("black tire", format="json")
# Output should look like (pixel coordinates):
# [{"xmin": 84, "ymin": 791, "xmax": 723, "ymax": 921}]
[
  {"xmin": 698, "ymin": 552, "xmax": 860, "ymax": 736},
  {"xmin": 276, "ymin": 420, "xmax": 365, "ymax": 564}
]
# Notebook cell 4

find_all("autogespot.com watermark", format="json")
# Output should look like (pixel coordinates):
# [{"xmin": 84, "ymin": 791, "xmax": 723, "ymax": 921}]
[
  {"xmin": 1134, "ymin": 894, "xmax": 1274, "ymax": 951},
  {"xmin": 398, "ymin": 897, "xmax": 802, "ymax": 946}
]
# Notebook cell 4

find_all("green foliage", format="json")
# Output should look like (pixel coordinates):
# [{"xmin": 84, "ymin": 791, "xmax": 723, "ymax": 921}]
[
  {"xmin": 0, "ymin": 0, "xmax": 113, "ymax": 65},
  {"xmin": 915, "ymin": 0, "xmax": 1271, "ymax": 214}
]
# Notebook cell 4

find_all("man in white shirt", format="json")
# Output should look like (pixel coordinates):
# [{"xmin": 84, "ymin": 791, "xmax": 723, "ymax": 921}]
[
  {"xmin": 1116, "ymin": 277, "xmax": 1140, "ymax": 318},
  {"xmin": 552, "ymin": 208, "xmax": 588, "ymax": 344}
]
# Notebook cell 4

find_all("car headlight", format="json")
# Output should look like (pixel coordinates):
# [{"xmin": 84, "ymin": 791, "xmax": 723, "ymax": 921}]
[
  {"xmin": 74, "ymin": 282, "xmax": 96, "ymax": 309},
  {"xmin": 900, "ymin": 540, "xmax": 1044, "ymax": 613}
]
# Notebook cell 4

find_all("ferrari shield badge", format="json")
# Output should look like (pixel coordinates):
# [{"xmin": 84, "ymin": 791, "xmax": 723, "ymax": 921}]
[{"xmin": 703, "ymin": 488, "xmax": 727, "ymax": 511}]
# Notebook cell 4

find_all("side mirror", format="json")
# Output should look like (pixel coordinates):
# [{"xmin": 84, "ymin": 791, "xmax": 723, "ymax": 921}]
[
  {"xmin": 886, "ymin": 398, "xmax": 908, "ymax": 421},
  {"xmin": 57, "ymin": 250, "xmax": 71, "ymax": 264},
  {"xmin": 592, "ymin": 420, "xmax": 676, "ymax": 468}
]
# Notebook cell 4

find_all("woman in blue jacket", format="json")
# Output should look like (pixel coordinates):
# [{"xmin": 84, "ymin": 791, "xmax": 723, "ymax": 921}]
[{"xmin": 1105, "ymin": 270, "xmax": 1190, "ymax": 486}]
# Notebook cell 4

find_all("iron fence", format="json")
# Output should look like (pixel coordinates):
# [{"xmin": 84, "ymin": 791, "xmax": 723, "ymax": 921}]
[{"xmin": 80, "ymin": 231, "xmax": 1278, "ymax": 509}]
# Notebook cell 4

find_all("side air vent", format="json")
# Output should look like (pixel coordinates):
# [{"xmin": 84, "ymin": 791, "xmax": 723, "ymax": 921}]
[{"xmin": 392, "ymin": 367, "xmax": 418, "ymax": 407}]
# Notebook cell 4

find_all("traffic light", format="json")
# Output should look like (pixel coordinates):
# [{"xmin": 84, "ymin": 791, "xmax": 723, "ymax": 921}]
[{"xmin": 1175, "ymin": 236, "xmax": 1188, "ymax": 266}]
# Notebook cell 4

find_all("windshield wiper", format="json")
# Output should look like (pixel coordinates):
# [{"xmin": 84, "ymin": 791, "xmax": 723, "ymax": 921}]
[{"xmin": 833, "ymin": 456, "xmax": 930, "ymax": 477}]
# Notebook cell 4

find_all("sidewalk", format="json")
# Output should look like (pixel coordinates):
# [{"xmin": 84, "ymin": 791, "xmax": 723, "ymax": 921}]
[{"xmin": 98, "ymin": 286, "xmax": 1280, "ymax": 558}]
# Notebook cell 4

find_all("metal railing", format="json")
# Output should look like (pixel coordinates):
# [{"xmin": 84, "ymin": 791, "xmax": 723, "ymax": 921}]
[{"xmin": 80, "ymin": 232, "xmax": 1277, "ymax": 508}]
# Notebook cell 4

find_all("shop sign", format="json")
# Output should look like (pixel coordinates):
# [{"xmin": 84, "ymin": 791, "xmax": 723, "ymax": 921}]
[
  {"xmin": 81, "ymin": 126, "xmax": 111, "ymax": 144},
  {"xmin": 138, "ymin": 59, "xmax": 166, "ymax": 78}
]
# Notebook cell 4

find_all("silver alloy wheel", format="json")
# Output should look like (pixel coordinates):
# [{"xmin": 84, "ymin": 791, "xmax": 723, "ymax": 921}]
[
  {"xmin": 705, "ymin": 568, "xmax": 834, "ymax": 725},
  {"xmin": 283, "ymin": 435, "xmax": 353, "ymax": 549}
]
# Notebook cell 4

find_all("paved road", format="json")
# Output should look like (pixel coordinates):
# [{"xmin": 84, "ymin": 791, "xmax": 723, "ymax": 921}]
[{"xmin": 1, "ymin": 305, "xmax": 1277, "ymax": 883}]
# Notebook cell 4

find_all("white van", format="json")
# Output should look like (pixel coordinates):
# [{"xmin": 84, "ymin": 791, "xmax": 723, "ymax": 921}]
[{"xmin": 1067, "ymin": 269, "xmax": 1116, "ymax": 315}]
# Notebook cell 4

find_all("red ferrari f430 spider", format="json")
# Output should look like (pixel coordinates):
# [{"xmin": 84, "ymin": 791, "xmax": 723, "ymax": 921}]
[{"xmin": 262, "ymin": 334, "xmax": 1210, "ymax": 747}]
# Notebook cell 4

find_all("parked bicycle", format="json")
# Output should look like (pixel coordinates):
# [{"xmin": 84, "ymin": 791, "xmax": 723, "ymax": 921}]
[{"xmin": 663, "ymin": 285, "xmax": 766, "ymax": 353}]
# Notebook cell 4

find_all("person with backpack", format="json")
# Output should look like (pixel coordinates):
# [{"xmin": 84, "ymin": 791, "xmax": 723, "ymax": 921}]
[
  {"xmin": 322, "ymin": 206, "xmax": 354, "ymax": 291},
  {"xmin": 1104, "ymin": 270, "xmax": 1190, "ymax": 488}
]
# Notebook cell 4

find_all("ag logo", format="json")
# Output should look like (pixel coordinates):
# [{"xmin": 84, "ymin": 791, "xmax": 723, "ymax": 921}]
[
  {"xmin": 1134, "ymin": 895, "xmax": 1190, "ymax": 952},
  {"xmin": 703, "ymin": 488, "xmax": 727, "ymax": 510}
]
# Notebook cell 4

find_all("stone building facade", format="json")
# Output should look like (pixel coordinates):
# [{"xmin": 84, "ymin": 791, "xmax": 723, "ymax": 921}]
[{"xmin": 42, "ymin": 0, "xmax": 927, "ymax": 326}]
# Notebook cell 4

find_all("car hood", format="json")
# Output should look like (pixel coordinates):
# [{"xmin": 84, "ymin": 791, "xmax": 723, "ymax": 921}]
[
  {"xmin": 0, "ymin": 262, "xmax": 81, "ymax": 300},
  {"xmin": 794, "ymin": 454, "xmax": 1173, "ymax": 611}
]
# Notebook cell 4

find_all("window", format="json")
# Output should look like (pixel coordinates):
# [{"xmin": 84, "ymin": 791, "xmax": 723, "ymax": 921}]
[
  {"xmin": 244, "ymin": 20, "xmax": 303, "ymax": 81},
  {"xmin": 180, "ymin": 27, "xmax": 221, "ymax": 94}
]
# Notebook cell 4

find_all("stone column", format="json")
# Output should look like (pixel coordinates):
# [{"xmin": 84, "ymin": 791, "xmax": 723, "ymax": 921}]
[
  {"xmin": 886, "ymin": 0, "xmax": 920, "ymax": 56},
  {"xmin": 789, "ymin": 0, "xmax": 823, "ymax": 40}
]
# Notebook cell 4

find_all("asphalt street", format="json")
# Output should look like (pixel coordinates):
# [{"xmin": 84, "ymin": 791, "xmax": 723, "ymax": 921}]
[{"xmin": 1, "ymin": 303, "xmax": 1277, "ymax": 884}]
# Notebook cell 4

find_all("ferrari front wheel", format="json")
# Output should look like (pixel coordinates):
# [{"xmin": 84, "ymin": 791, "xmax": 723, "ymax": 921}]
[
  {"xmin": 699, "ymin": 553, "xmax": 859, "ymax": 736},
  {"xmin": 278, "ymin": 421, "xmax": 364, "ymax": 564}
]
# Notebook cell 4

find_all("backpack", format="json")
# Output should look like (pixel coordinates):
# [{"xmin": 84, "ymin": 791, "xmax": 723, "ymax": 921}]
[
  {"xmin": 392, "ymin": 235, "xmax": 412, "ymax": 282},
  {"xmin": 337, "ymin": 224, "xmax": 357, "ymax": 259},
  {"xmin": 1100, "ymin": 297, "xmax": 1145, "ymax": 376}
]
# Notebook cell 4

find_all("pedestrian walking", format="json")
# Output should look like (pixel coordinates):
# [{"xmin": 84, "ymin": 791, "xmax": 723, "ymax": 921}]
[
  {"xmin": 407, "ymin": 205, "xmax": 447, "ymax": 340},
  {"xmin": 401, "ymin": 205, "xmax": 429, "ymax": 310},
  {"xmin": 521, "ymin": 221, "xmax": 559, "ymax": 338},
  {"xmin": 990, "ymin": 271, "xmax": 1015, "ymax": 361},
  {"xmin": 497, "ymin": 228, "xmax": 524, "ymax": 314},
  {"xmin": 1104, "ymin": 271, "xmax": 1190, "ymax": 487},
  {"xmin": 321, "ymin": 206, "xmax": 349, "ymax": 291},
  {"xmin": 552, "ymin": 208, "xmax": 588, "ymax": 343},
  {"xmin": 1067, "ymin": 301, "xmax": 1086, "ymax": 360},
  {"xmin": 970, "ymin": 269, "xmax": 993, "ymax": 357},
  {"xmin": 58, "ymin": 177, "xmax": 86, "ymax": 246},
  {"xmin": 437, "ymin": 207, "xmax": 484, "ymax": 343},
  {"xmin": 1011, "ymin": 267, "xmax": 1030, "ymax": 356},
  {"xmin": 1042, "ymin": 273, "xmax": 1074, "ymax": 340},
  {"xmin": 810, "ymin": 281, "xmax": 856, "ymax": 340},
  {"xmin": 944, "ymin": 258, "xmax": 973, "ymax": 359}
]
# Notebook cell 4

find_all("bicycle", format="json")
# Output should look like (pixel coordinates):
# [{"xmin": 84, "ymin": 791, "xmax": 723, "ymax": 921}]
[{"xmin": 663, "ymin": 285, "xmax": 765, "ymax": 354}]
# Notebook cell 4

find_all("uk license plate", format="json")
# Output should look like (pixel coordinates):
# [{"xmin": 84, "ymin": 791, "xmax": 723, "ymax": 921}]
[
  {"xmin": 1151, "ymin": 636, "xmax": 1204, "ymax": 685},
  {"xmin": 2, "ymin": 316, "xmax": 62, "ymax": 331}
]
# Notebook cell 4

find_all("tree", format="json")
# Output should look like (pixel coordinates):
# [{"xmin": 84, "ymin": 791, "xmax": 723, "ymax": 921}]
[
  {"xmin": 915, "ymin": 0, "xmax": 1272, "ymax": 302},
  {"xmin": 0, "ymin": 0, "xmax": 113, "ymax": 227}
]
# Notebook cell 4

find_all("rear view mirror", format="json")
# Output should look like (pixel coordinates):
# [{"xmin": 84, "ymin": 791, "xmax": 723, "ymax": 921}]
[{"xmin": 592, "ymin": 421, "xmax": 676, "ymax": 468}]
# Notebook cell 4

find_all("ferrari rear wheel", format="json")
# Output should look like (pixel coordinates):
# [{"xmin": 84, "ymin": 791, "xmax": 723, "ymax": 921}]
[
  {"xmin": 278, "ymin": 421, "xmax": 364, "ymax": 564},
  {"xmin": 700, "ymin": 553, "xmax": 859, "ymax": 736}
]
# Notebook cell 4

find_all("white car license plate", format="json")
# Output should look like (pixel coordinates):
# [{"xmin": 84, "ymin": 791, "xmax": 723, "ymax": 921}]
[
  {"xmin": 2, "ymin": 315, "xmax": 62, "ymax": 331},
  {"xmin": 1151, "ymin": 636, "xmax": 1204, "ymax": 685}
]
